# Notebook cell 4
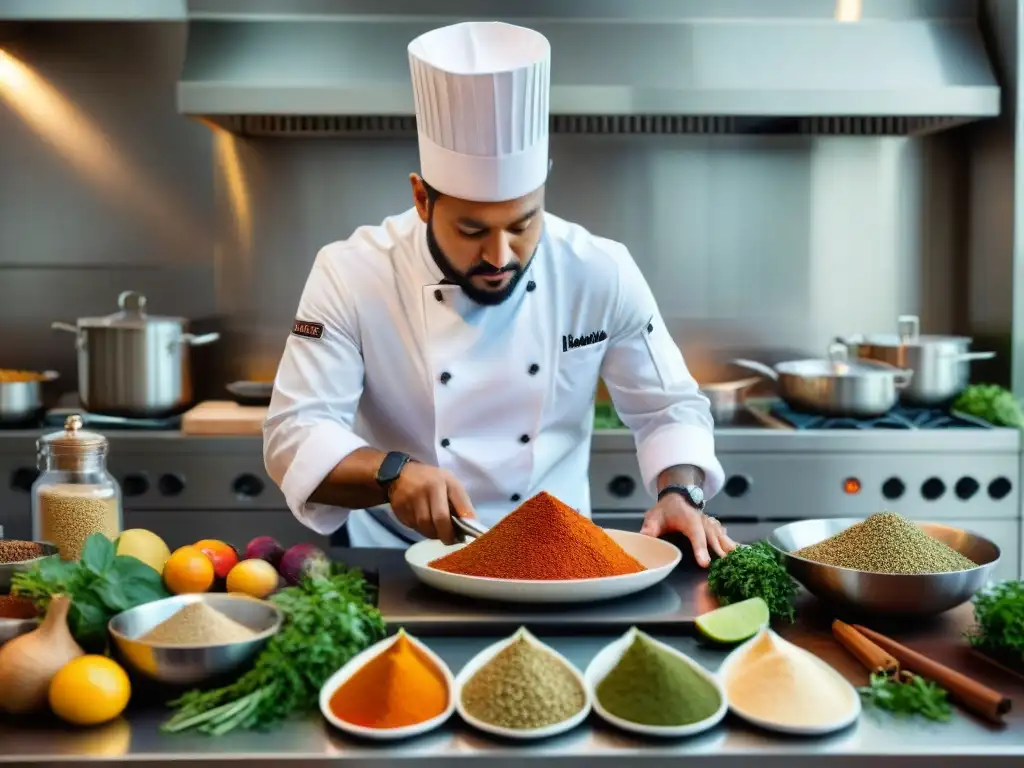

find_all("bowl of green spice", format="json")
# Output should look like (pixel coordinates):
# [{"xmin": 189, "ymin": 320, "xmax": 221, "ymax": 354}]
[
  {"xmin": 585, "ymin": 627, "xmax": 727, "ymax": 738},
  {"xmin": 769, "ymin": 514, "xmax": 1001, "ymax": 617}
]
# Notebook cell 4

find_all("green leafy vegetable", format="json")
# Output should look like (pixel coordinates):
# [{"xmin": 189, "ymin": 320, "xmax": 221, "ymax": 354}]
[
  {"xmin": 967, "ymin": 580, "xmax": 1024, "ymax": 655},
  {"xmin": 593, "ymin": 400, "xmax": 625, "ymax": 430},
  {"xmin": 953, "ymin": 384, "xmax": 1024, "ymax": 429},
  {"xmin": 858, "ymin": 671, "xmax": 952, "ymax": 722},
  {"xmin": 162, "ymin": 565, "xmax": 385, "ymax": 736},
  {"xmin": 11, "ymin": 533, "xmax": 168, "ymax": 651},
  {"xmin": 707, "ymin": 541, "xmax": 797, "ymax": 622}
]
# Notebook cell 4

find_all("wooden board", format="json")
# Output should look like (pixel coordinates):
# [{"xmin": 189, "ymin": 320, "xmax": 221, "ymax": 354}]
[{"xmin": 181, "ymin": 401, "xmax": 267, "ymax": 436}]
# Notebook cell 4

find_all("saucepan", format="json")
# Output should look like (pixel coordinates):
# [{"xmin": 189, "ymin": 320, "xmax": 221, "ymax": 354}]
[
  {"xmin": 838, "ymin": 315, "xmax": 996, "ymax": 407},
  {"xmin": 731, "ymin": 343, "xmax": 913, "ymax": 418},
  {"xmin": 0, "ymin": 369, "xmax": 59, "ymax": 425},
  {"xmin": 700, "ymin": 377, "xmax": 761, "ymax": 424}
]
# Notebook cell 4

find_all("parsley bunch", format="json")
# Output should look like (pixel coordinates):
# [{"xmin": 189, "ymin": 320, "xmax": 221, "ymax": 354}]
[
  {"xmin": 11, "ymin": 533, "xmax": 168, "ymax": 651},
  {"xmin": 859, "ymin": 671, "xmax": 952, "ymax": 722},
  {"xmin": 967, "ymin": 580, "xmax": 1024, "ymax": 656},
  {"xmin": 162, "ymin": 566, "xmax": 385, "ymax": 736},
  {"xmin": 707, "ymin": 541, "xmax": 798, "ymax": 622}
]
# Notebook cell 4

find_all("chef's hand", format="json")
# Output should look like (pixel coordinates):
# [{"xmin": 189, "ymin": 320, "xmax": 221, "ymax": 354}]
[
  {"xmin": 388, "ymin": 463, "xmax": 476, "ymax": 545},
  {"xmin": 639, "ymin": 494, "xmax": 737, "ymax": 568}
]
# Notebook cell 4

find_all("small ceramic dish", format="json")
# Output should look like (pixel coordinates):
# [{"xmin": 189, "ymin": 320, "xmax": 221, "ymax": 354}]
[
  {"xmin": 456, "ymin": 627, "xmax": 591, "ymax": 740},
  {"xmin": 585, "ymin": 627, "xmax": 728, "ymax": 738},
  {"xmin": 319, "ymin": 631, "xmax": 456, "ymax": 741},
  {"xmin": 718, "ymin": 628, "xmax": 861, "ymax": 735}
]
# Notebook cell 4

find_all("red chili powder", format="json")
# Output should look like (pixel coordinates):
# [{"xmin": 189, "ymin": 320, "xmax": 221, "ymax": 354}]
[
  {"xmin": 0, "ymin": 595, "xmax": 39, "ymax": 620},
  {"xmin": 429, "ymin": 491, "xmax": 646, "ymax": 580}
]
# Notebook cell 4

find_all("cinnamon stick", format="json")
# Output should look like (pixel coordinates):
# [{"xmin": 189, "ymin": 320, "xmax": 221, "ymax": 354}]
[
  {"xmin": 832, "ymin": 620, "xmax": 899, "ymax": 676},
  {"xmin": 853, "ymin": 624, "xmax": 1011, "ymax": 724}
]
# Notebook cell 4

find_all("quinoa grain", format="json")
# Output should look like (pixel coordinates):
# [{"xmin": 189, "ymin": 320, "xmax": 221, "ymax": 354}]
[{"xmin": 36, "ymin": 484, "xmax": 120, "ymax": 561}]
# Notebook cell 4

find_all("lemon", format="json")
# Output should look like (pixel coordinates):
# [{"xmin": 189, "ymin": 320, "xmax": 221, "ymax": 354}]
[
  {"xmin": 116, "ymin": 529, "xmax": 171, "ymax": 573},
  {"xmin": 49, "ymin": 656, "xmax": 131, "ymax": 726},
  {"xmin": 695, "ymin": 597, "xmax": 770, "ymax": 644}
]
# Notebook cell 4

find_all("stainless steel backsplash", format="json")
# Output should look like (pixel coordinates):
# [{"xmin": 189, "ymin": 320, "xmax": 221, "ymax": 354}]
[{"xmin": 0, "ymin": 22, "xmax": 1012, "ymax": 394}]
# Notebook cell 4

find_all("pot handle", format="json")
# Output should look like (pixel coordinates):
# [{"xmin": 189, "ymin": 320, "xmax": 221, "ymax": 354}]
[
  {"xmin": 51, "ymin": 322, "xmax": 78, "ymax": 334},
  {"xmin": 179, "ymin": 332, "xmax": 221, "ymax": 347},
  {"xmin": 949, "ymin": 351, "xmax": 996, "ymax": 363},
  {"xmin": 897, "ymin": 314, "xmax": 920, "ymax": 342},
  {"xmin": 893, "ymin": 369, "xmax": 915, "ymax": 388},
  {"xmin": 729, "ymin": 359, "xmax": 779, "ymax": 382}
]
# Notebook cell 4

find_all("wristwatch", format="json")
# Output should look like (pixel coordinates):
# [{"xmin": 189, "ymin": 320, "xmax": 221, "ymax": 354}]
[
  {"xmin": 658, "ymin": 484, "xmax": 706, "ymax": 512},
  {"xmin": 375, "ymin": 451, "xmax": 412, "ymax": 494}
]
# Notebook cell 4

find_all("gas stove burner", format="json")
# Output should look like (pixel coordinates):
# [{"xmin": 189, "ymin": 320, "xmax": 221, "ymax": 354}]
[
  {"xmin": 43, "ymin": 409, "xmax": 181, "ymax": 431},
  {"xmin": 769, "ymin": 402, "xmax": 993, "ymax": 430}
]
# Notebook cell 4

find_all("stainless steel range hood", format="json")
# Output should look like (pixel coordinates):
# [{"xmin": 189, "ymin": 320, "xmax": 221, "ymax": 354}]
[{"xmin": 178, "ymin": 1, "xmax": 1002, "ymax": 137}]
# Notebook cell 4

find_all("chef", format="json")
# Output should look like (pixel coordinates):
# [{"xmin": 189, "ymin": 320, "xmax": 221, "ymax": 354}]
[{"xmin": 263, "ymin": 21, "xmax": 736, "ymax": 567}]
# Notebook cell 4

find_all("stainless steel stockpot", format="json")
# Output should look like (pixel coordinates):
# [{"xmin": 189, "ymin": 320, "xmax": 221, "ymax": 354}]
[
  {"xmin": 731, "ymin": 343, "xmax": 912, "ymax": 418},
  {"xmin": 840, "ymin": 315, "xmax": 995, "ymax": 406},
  {"xmin": 52, "ymin": 291, "xmax": 219, "ymax": 418}
]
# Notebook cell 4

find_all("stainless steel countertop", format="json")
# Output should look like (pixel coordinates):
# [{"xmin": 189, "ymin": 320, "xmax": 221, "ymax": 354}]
[{"xmin": 1, "ymin": 601, "xmax": 1022, "ymax": 766}]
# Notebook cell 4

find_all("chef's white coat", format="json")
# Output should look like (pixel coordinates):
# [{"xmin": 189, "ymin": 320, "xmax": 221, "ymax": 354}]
[{"xmin": 264, "ymin": 208, "xmax": 724, "ymax": 548}]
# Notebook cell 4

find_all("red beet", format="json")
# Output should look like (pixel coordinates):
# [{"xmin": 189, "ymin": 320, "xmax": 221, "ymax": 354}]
[
  {"xmin": 245, "ymin": 536, "xmax": 285, "ymax": 569},
  {"xmin": 280, "ymin": 543, "xmax": 329, "ymax": 585}
]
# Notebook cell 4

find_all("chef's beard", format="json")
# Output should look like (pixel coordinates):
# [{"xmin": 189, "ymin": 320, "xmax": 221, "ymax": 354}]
[{"xmin": 426, "ymin": 218, "xmax": 525, "ymax": 306}]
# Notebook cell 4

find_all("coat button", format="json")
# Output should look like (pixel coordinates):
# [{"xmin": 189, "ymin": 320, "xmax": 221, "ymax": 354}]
[
  {"xmin": 510, "ymin": 493, "xmax": 521, "ymax": 502},
  {"xmin": 440, "ymin": 372, "xmax": 451, "ymax": 384},
  {"xmin": 519, "ymin": 434, "xmax": 530, "ymax": 444},
  {"xmin": 526, "ymin": 280, "xmax": 536, "ymax": 292},
  {"xmin": 528, "ymin": 363, "xmax": 540, "ymax": 375},
  {"xmin": 434, "ymin": 289, "xmax": 443, "ymax": 302},
  {"xmin": 441, "ymin": 438, "xmax": 450, "ymax": 448},
  {"xmin": 647, "ymin": 322, "xmax": 654, "ymax": 333}
]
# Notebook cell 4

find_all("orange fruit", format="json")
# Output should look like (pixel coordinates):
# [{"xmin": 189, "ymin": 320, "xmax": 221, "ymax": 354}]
[
  {"xmin": 163, "ymin": 545, "xmax": 215, "ymax": 594},
  {"xmin": 225, "ymin": 559, "xmax": 280, "ymax": 599},
  {"xmin": 194, "ymin": 539, "xmax": 239, "ymax": 580},
  {"xmin": 49, "ymin": 656, "xmax": 131, "ymax": 726}
]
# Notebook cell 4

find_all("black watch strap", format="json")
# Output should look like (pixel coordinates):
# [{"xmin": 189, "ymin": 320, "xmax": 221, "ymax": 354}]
[
  {"xmin": 375, "ymin": 451, "xmax": 412, "ymax": 490},
  {"xmin": 657, "ymin": 483, "xmax": 706, "ymax": 511}
]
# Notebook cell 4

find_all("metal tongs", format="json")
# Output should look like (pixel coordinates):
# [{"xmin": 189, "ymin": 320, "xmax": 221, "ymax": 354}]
[{"xmin": 451, "ymin": 513, "xmax": 489, "ymax": 541}]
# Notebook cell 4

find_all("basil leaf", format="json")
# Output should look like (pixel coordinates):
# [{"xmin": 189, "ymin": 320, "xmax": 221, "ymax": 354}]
[
  {"xmin": 81, "ymin": 534, "xmax": 115, "ymax": 576},
  {"xmin": 112, "ymin": 554, "xmax": 170, "ymax": 605},
  {"xmin": 38, "ymin": 554, "xmax": 76, "ymax": 585},
  {"xmin": 70, "ymin": 591, "xmax": 112, "ymax": 648},
  {"xmin": 93, "ymin": 577, "xmax": 132, "ymax": 613}
]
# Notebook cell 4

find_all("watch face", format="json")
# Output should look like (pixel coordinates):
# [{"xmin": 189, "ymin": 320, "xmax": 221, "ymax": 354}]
[{"xmin": 688, "ymin": 486, "xmax": 705, "ymax": 506}]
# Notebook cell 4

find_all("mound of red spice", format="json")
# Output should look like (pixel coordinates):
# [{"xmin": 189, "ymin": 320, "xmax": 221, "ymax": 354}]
[{"xmin": 429, "ymin": 491, "xmax": 645, "ymax": 580}]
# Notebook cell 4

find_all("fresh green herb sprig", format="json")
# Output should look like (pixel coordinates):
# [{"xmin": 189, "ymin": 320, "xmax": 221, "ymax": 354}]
[
  {"xmin": 707, "ymin": 541, "xmax": 798, "ymax": 622},
  {"xmin": 11, "ymin": 533, "xmax": 168, "ymax": 651},
  {"xmin": 162, "ymin": 566, "xmax": 386, "ymax": 736},
  {"xmin": 858, "ymin": 672, "xmax": 953, "ymax": 722},
  {"xmin": 953, "ymin": 385, "xmax": 1024, "ymax": 429},
  {"xmin": 967, "ymin": 580, "xmax": 1024, "ymax": 655}
]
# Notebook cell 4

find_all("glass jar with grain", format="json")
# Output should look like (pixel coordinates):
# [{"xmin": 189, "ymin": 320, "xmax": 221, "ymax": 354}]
[{"xmin": 31, "ymin": 415, "xmax": 122, "ymax": 561}]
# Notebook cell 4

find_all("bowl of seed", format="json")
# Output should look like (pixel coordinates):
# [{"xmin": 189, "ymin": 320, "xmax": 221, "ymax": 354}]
[
  {"xmin": 108, "ymin": 593, "xmax": 283, "ymax": 685},
  {"xmin": 768, "ymin": 513, "xmax": 1001, "ymax": 617},
  {"xmin": 0, "ymin": 540, "xmax": 57, "ymax": 594}
]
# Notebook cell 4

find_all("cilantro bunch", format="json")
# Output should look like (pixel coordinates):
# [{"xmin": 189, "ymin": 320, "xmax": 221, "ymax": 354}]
[
  {"xmin": 11, "ymin": 533, "xmax": 168, "ymax": 652},
  {"xmin": 859, "ymin": 671, "xmax": 953, "ymax": 722},
  {"xmin": 967, "ymin": 580, "xmax": 1024, "ymax": 657},
  {"xmin": 162, "ymin": 566, "xmax": 385, "ymax": 736},
  {"xmin": 707, "ymin": 541, "xmax": 798, "ymax": 622}
]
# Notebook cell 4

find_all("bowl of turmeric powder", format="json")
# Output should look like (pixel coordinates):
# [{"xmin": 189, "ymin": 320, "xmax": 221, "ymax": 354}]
[{"xmin": 405, "ymin": 492, "xmax": 682, "ymax": 603}]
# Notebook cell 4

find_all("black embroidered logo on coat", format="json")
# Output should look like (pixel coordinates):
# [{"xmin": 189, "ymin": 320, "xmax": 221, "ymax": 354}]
[
  {"xmin": 562, "ymin": 330, "xmax": 608, "ymax": 352},
  {"xmin": 292, "ymin": 319, "xmax": 325, "ymax": 340}
]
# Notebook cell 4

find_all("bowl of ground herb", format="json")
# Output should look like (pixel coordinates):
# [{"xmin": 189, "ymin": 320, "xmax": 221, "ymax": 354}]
[
  {"xmin": 108, "ymin": 593, "xmax": 283, "ymax": 685},
  {"xmin": 586, "ymin": 627, "xmax": 727, "ymax": 738},
  {"xmin": 769, "ymin": 514, "xmax": 1001, "ymax": 617}
]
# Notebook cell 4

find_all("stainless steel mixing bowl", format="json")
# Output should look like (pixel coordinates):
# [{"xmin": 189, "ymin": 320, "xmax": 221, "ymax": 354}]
[
  {"xmin": 0, "ymin": 542, "xmax": 59, "ymax": 593},
  {"xmin": 768, "ymin": 518, "xmax": 1001, "ymax": 617},
  {"xmin": 108, "ymin": 593, "xmax": 283, "ymax": 685}
]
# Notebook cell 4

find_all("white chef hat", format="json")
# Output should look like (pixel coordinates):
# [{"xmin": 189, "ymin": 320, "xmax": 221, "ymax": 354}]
[{"xmin": 408, "ymin": 21, "xmax": 551, "ymax": 203}]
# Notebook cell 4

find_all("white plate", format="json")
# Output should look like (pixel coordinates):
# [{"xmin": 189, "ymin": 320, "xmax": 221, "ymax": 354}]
[
  {"xmin": 455, "ymin": 627, "xmax": 592, "ymax": 740},
  {"xmin": 585, "ymin": 627, "xmax": 728, "ymax": 738},
  {"xmin": 406, "ymin": 529, "xmax": 681, "ymax": 604},
  {"xmin": 319, "ymin": 631, "xmax": 456, "ymax": 740},
  {"xmin": 718, "ymin": 628, "xmax": 861, "ymax": 736}
]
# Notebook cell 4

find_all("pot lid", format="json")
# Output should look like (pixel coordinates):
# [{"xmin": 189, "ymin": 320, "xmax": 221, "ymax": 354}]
[
  {"xmin": 39, "ymin": 414, "xmax": 108, "ymax": 454},
  {"xmin": 76, "ymin": 291, "xmax": 187, "ymax": 330},
  {"xmin": 776, "ymin": 342, "xmax": 901, "ymax": 378},
  {"xmin": 859, "ymin": 315, "xmax": 971, "ymax": 347}
]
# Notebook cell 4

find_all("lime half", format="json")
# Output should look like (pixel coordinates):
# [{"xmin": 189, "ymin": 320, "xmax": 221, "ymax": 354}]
[{"xmin": 695, "ymin": 597, "xmax": 770, "ymax": 644}]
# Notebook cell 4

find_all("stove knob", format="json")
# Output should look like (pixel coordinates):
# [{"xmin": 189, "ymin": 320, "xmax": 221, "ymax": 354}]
[
  {"xmin": 988, "ymin": 477, "xmax": 1013, "ymax": 500},
  {"xmin": 954, "ymin": 477, "xmax": 980, "ymax": 500},
  {"xmin": 122, "ymin": 473, "xmax": 150, "ymax": 497},
  {"xmin": 233, "ymin": 473, "xmax": 265, "ymax": 499},
  {"xmin": 921, "ymin": 477, "xmax": 946, "ymax": 501},
  {"xmin": 723, "ymin": 476, "xmax": 750, "ymax": 498},
  {"xmin": 881, "ymin": 477, "xmax": 905, "ymax": 500},
  {"xmin": 9, "ymin": 467, "xmax": 39, "ymax": 493},
  {"xmin": 608, "ymin": 475, "xmax": 636, "ymax": 498},
  {"xmin": 158, "ymin": 473, "xmax": 186, "ymax": 497}
]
